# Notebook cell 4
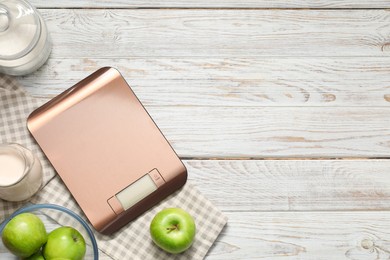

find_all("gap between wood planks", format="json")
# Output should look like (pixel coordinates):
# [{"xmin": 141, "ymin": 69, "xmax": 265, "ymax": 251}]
[
  {"xmin": 181, "ymin": 157, "xmax": 390, "ymax": 160},
  {"xmin": 25, "ymin": 100, "xmax": 390, "ymax": 108},
  {"xmin": 37, "ymin": 7, "xmax": 390, "ymax": 10},
  {"xmin": 222, "ymin": 209, "xmax": 390, "ymax": 212}
]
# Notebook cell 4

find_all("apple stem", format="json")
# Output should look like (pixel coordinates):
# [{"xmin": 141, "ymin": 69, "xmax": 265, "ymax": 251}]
[{"xmin": 166, "ymin": 224, "xmax": 179, "ymax": 233}]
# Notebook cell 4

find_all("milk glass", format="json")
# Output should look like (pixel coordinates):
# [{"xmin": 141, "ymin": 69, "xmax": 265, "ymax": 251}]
[
  {"xmin": 0, "ymin": 0, "xmax": 51, "ymax": 75},
  {"xmin": 0, "ymin": 144, "xmax": 43, "ymax": 201}
]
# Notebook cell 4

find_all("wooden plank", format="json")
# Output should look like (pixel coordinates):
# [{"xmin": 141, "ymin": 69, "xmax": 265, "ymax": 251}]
[
  {"xmin": 186, "ymin": 160, "xmax": 390, "ymax": 211},
  {"xmin": 38, "ymin": 9, "xmax": 390, "ymax": 58},
  {"xmin": 22, "ymin": 98, "xmax": 390, "ymax": 158},
  {"xmin": 31, "ymin": 0, "xmax": 390, "ymax": 9},
  {"xmin": 207, "ymin": 211, "xmax": 390, "ymax": 259},
  {"xmin": 143, "ymin": 106, "xmax": 390, "ymax": 158},
  {"xmin": 19, "ymin": 57, "xmax": 390, "ymax": 107}
]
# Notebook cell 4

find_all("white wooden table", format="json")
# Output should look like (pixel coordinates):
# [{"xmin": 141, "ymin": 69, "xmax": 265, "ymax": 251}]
[{"xmin": 19, "ymin": 0, "xmax": 390, "ymax": 259}]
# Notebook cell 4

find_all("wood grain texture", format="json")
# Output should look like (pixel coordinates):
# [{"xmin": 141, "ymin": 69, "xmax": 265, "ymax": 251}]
[
  {"xmin": 31, "ymin": 0, "xmax": 390, "ymax": 9},
  {"xmin": 146, "ymin": 106, "xmax": 390, "ymax": 158},
  {"xmin": 13, "ymin": 1, "xmax": 390, "ymax": 259},
  {"xmin": 37, "ymin": 9, "xmax": 390, "ymax": 58},
  {"xmin": 186, "ymin": 160, "xmax": 390, "ymax": 211},
  {"xmin": 208, "ymin": 211, "xmax": 390, "ymax": 259},
  {"xmin": 19, "ymin": 57, "xmax": 390, "ymax": 106}
]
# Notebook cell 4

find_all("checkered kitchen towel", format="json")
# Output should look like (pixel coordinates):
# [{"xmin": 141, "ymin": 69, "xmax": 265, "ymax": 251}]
[{"xmin": 0, "ymin": 75, "xmax": 227, "ymax": 260}]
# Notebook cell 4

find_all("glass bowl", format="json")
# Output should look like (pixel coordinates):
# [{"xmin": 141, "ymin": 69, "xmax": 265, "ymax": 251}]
[{"xmin": 0, "ymin": 203, "xmax": 99, "ymax": 259}]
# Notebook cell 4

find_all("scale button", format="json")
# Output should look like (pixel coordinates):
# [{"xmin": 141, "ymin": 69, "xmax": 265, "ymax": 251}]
[
  {"xmin": 108, "ymin": 196, "xmax": 124, "ymax": 215},
  {"xmin": 149, "ymin": 169, "xmax": 165, "ymax": 187}
]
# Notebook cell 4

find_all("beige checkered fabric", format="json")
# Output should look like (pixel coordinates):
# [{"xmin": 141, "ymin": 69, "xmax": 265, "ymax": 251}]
[
  {"xmin": 0, "ymin": 75, "xmax": 227, "ymax": 259},
  {"xmin": 0, "ymin": 76, "xmax": 56, "ymax": 215}
]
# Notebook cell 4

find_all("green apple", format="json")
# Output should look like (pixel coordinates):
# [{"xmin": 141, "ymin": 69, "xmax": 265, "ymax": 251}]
[
  {"xmin": 2, "ymin": 213, "xmax": 47, "ymax": 258},
  {"xmin": 150, "ymin": 208, "xmax": 196, "ymax": 254},
  {"xmin": 43, "ymin": 226, "xmax": 86, "ymax": 260},
  {"xmin": 24, "ymin": 250, "xmax": 45, "ymax": 260}
]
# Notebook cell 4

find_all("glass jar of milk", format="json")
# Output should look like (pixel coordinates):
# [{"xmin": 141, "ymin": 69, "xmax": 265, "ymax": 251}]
[
  {"xmin": 0, "ymin": 0, "xmax": 51, "ymax": 75},
  {"xmin": 0, "ymin": 144, "xmax": 43, "ymax": 201}
]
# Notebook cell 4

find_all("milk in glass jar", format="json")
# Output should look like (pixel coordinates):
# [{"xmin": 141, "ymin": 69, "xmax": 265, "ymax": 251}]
[{"xmin": 0, "ymin": 0, "xmax": 51, "ymax": 75}]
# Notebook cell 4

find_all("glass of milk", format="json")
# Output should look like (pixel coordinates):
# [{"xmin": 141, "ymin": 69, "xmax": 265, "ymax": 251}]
[
  {"xmin": 0, "ymin": 0, "xmax": 52, "ymax": 75},
  {"xmin": 0, "ymin": 144, "xmax": 43, "ymax": 201}
]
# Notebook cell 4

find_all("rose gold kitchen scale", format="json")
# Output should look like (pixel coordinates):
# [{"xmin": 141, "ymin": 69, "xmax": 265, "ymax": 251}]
[{"xmin": 27, "ymin": 67, "xmax": 187, "ymax": 234}]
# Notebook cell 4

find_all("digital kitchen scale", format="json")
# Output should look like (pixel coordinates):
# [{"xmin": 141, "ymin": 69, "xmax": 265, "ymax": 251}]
[{"xmin": 27, "ymin": 67, "xmax": 187, "ymax": 234}]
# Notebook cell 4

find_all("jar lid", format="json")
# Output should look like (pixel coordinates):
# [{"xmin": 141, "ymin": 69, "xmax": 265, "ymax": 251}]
[{"xmin": 0, "ymin": 0, "xmax": 41, "ymax": 60}]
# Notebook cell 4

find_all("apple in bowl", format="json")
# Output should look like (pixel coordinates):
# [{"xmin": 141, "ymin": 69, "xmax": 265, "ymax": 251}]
[
  {"xmin": 2, "ymin": 213, "xmax": 47, "ymax": 258},
  {"xmin": 43, "ymin": 226, "xmax": 86, "ymax": 260},
  {"xmin": 1, "ymin": 212, "xmax": 86, "ymax": 259}
]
